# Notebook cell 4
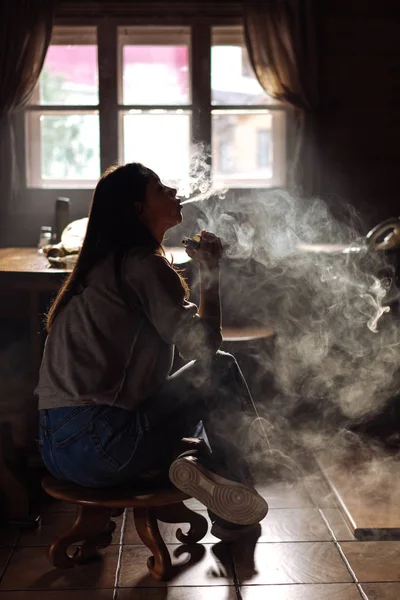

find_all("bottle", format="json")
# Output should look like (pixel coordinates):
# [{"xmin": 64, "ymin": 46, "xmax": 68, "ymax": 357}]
[
  {"xmin": 37, "ymin": 226, "xmax": 53, "ymax": 253},
  {"xmin": 54, "ymin": 197, "xmax": 70, "ymax": 244}
]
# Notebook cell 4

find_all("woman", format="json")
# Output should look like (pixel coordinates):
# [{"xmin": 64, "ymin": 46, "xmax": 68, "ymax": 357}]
[{"xmin": 36, "ymin": 162, "xmax": 268, "ymax": 541}]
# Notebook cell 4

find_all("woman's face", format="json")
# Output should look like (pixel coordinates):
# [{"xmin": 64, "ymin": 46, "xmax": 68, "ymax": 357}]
[{"xmin": 141, "ymin": 172, "xmax": 182, "ymax": 238}]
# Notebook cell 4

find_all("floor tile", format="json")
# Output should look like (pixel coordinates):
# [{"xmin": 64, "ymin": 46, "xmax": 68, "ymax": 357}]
[
  {"xmin": 321, "ymin": 508, "xmax": 356, "ymax": 541},
  {"xmin": 258, "ymin": 481, "xmax": 314, "ymax": 508},
  {"xmin": 240, "ymin": 583, "xmax": 362, "ymax": 599},
  {"xmin": 303, "ymin": 473, "xmax": 338, "ymax": 508},
  {"xmin": 340, "ymin": 541, "xmax": 400, "ymax": 582},
  {"xmin": 0, "ymin": 591, "xmax": 114, "ymax": 599},
  {"xmin": 182, "ymin": 498, "xmax": 205, "ymax": 511},
  {"xmin": 258, "ymin": 508, "xmax": 331, "ymax": 542},
  {"xmin": 117, "ymin": 587, "xmax": 237, "ymax": 599},
  {"xmin": 361, "ymin": 583, "xmax": 400, "ymax": 599},
  {"xmin": 18, "ymin": 512, "xmax": 122, "ymax": 547},
  {"xmin": 123, "ymin": 510, "xmax": 216, "ymax": 545},
  {"xmin": 0, "ymin": 548, "xmax": 13, "ymax": 577},
  {"xmin": 0, "ymin": 526, "xmax": 20, "ymax": 547},
  {"xmin": 0, "ymin": 546, "xmax": 119, "ymax": 590},
  {"xmin": 318, "ymin": 452, "xmax": 400, "ymax": 540},
  {"xmin": 119, "ymin": 543, "xmax": 234, "ymax": 588},
  {"xmin": 233, "ymin": 542, "xmax": 353, "ymax": 585}
]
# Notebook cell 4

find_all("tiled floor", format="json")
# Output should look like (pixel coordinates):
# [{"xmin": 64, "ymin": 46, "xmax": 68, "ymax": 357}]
[
  {"xmin": 0, "ymin": 473, "xmax": 398, "ymax": 599},
  {"xmin": 317, "ymin": 450, "xmax": 400, "ymax": 540}
]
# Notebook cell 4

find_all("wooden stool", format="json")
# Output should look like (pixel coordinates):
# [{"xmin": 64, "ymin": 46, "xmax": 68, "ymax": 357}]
[
  {"xmin": 41, "ymin": 474, "xmax": 208, "ymax": 581},
  {"xmin": 222, "ymin": 325, "xmax": 275, "ymax": 343}
]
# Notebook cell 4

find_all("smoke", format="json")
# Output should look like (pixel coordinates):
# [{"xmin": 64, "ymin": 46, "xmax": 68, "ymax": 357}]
[
  {"xmin": 180, "ymin": 147, "xmax": 400, "ymax": 475},
  {"xmin": 177, "ymin": 144, "xmax": 228, "ymax": 204}
]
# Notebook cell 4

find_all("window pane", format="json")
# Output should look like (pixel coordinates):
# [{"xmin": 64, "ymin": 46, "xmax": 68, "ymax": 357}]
[
  {"xmin": 257, "ymin": 129, "xmax": 272, "ymax": 168},
  {"xmin": 36, "ymin": 113, "xmax": 100, "ymax": 185},
  {"xmin": 37, "ymin": 45, "xmax": 98, "ymax": 105},
  {"xmin": 122, "ymin": 46, "xmax": 189, "ymax": 105},
  {"xmin": 211, "ymin": 45, "xmax": 274, "ymax": 106},
  {"xmin": 122, "ymin": 111, "xmax": 190, "ymax": 183},
  {"xmin": 212, "ymin": 110, "xmax": 286, "ymax": 188}
]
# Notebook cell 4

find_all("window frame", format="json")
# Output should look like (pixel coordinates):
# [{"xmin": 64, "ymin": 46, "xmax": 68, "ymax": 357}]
[{"xmin": 20, "ymin": 5, "xmax": 293, "ymax": 193}]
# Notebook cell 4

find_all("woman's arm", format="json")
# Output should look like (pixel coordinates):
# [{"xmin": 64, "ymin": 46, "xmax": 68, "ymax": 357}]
[
  {"xmin": 124, "ymin": 251, "xmax": 220, "ymax": 360},
  {"xmin": 186, "ymin": 230, "xmax": 223, "ymax": 351},
  {"xmin": 198, "ymin": 263, "xmax": 222, "ymax": 347}
]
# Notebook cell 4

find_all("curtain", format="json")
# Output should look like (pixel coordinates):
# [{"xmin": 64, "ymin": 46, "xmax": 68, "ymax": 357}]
[
  {"xmin": 0, "ymin": 1, "xmax": 56, "ymax": 208},
  {"xmin": 244, "ymin": 0, "xmax": 319, "ymax": 196}
]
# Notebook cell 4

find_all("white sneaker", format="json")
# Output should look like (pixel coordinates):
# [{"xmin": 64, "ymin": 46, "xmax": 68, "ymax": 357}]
[{"xmin": 169, "ymin": 455, "xmax": 268, "ymax": 526}]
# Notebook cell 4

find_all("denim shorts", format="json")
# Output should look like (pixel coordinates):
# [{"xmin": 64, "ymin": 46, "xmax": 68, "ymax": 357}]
[{"xmin": 38, "ymin": 404, "xmax": 152, "ymax": 488}]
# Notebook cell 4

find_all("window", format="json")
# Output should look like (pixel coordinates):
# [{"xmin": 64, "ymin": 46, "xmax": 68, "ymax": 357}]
[
  {"xmin": 215, "ymin": 118, "xmax": 236, "ymax": 174},
  {"xmin": 25, "ymin": 27, "xmax": 100, "ymax": 188},
  {"xmin": 25, "ymin": 23, "xmax": 287, "ymax": 190},
  {"xmin": 211, "ymin": 26, "xmax": 286, "ymax": 188},
  {"xmin": 119, "ymin": 27, "xmax": 191, "ymax": 187}
]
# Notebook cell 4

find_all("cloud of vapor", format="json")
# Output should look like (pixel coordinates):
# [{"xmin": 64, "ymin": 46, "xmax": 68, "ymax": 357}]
[{"xmin": 180, "ymin": 148, "xmax": 400, "ymax": 465}]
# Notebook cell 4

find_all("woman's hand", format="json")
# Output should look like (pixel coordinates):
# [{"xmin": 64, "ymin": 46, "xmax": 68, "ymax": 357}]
[{"xmin": 185, "ymin": 230, "xmax": 223, "ymax": 267}]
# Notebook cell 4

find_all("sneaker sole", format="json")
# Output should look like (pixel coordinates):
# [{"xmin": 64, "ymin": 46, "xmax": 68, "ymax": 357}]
[{"xmin": 169, "ymin": 456, "xmax": 268, "ymax": 526}]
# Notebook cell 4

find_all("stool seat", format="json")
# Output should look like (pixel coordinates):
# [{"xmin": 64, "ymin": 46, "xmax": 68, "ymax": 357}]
[
  {"xmin": 41, "ymin": 474, "xmax": 208, "ymax": 581},
  {"xmin": 222, "ymin": 325, "xmax": 274, "ymax": 342},
  {"xmin": 42, "ymin": 474, "xmax": 190, "ymax": 507}
]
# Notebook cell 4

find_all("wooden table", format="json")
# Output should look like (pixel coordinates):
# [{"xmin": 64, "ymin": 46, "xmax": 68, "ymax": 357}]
[
  {"xmin": 0, "ymin": 247, "xmax": 68, "ymax": 284},
  {"xmin": 0, "ymin": 246, "xmax": 191, "ymax": 281},
  {"xmin": 0, "ymin": 248, "xmax": 68, "ymax": 374}
]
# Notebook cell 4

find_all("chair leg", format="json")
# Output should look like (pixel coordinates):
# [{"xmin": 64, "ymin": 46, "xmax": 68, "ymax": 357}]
[
  {"xmin": 48, "ymin": 505, "xmax": 112, "ymax": 568},
  {"xmin": 133, "ymin": 506, "xmax": 172, "ymax": 581},
  {"xmin": 91, "ymin": 517, "xmax": 117, "ymax": 548},
  {"xmin": 155, "ymin": 501, "xmax": 208, "ymax": 544}
]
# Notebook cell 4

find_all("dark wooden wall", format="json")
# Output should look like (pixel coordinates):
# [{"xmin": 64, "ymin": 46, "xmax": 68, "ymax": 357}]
[{"xmin": 317, "ymin": 0, "xmax": 400, "ymax": 227}]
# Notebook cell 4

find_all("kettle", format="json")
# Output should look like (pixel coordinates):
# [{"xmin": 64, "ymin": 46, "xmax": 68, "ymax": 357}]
[
  {"xmin": 366, "ymin": 217, "xmax": 400, "ymax": 251},
  {"xmin": 61, "ymin": 217, "xmax": 89, "ymax": 254},
  {"xmin": 366, "ymin": 217, "xmax": 400, "ymax": 314}
]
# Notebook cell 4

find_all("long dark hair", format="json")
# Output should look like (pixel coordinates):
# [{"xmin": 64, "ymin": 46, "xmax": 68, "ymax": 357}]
[{"xmin": 46, "ymin": 162, "xmax": 184, "ymax": 332}]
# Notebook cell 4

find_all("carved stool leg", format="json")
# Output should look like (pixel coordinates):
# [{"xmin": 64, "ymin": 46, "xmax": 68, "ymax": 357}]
[
  {"xmin": 155, "ymin": 502, "xmax": 208, "ymax": 544},
  {"xmin": 91, "ymin": 517, "xmax": 117, "ymax": 548},
  {"xmin": 49, "ymin": 505, "xmax": 111, "ymax": 568},
  {"xmin": 133, "ymin": 506, "xmax": 172, "ymax": 581}
]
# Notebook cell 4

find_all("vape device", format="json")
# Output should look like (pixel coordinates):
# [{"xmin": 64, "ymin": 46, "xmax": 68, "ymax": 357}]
[{"xmin": 182, "ymin": 234, "xmax": 201, "ymax": 250}]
